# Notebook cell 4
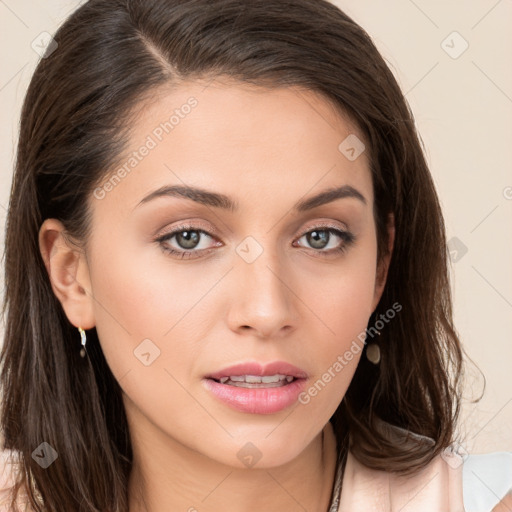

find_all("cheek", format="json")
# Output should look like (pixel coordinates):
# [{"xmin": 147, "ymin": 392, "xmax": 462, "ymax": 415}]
[
  {"xmin": 294, "ymin": 239, "xmax": 378, "ymax": 383},
  {"xmin": 88, "ymin": 239, "xmax": 209, "ymax": 435},
  {"xmin": 297, "ymin": 239, "xmax": 378, "ymax": 336},
  {"xmin": 291, "ymin": 275, "xmax": 375, "ymax": 432},
  {"xmin": 86, "ymin": 229, "xmax": 194, "ymax": 376}
]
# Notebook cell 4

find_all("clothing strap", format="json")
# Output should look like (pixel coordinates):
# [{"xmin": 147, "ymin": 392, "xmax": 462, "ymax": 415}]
[{"xmin": 327, "ymin": 431, "xmax": 348, "ymax": 512}]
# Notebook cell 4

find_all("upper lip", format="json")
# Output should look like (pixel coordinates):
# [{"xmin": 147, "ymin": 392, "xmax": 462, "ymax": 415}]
[{"xmin": 205, "ymin": 361, "xmax": 308, "ymax": 381}]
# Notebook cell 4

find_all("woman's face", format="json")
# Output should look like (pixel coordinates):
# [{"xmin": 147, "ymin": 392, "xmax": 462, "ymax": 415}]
[{"xmin": 64, "ymin": 79, "xmax": 391, "ymax": 468}]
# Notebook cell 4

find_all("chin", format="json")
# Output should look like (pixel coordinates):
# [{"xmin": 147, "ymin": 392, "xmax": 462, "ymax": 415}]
[{"xmin": 207, "ymin": 428, "xmax": 316, "ymax": 470}]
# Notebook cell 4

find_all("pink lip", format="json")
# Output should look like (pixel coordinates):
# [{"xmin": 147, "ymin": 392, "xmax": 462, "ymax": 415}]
[
  {"xmin": 203, "ymin": 361, "xmax": 308, "ymax": 414},
  {"xmin": 205, "ymin": 361, "xmax": 308, "ymax": 380}
]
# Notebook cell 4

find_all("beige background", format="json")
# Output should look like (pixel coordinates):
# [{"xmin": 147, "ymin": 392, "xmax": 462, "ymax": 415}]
[{"xmin": 0, "ymin": 0, "xmax": 511, "ymax": 454}]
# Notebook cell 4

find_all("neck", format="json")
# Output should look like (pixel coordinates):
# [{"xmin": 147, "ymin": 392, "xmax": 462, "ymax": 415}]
[{"xmin": 127, "ymin": 410, "xmax": 339, "ymax": 512}]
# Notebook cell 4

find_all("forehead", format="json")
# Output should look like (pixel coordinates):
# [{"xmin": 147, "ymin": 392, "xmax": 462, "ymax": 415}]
[{"xmin": 92, "ymin": 78, "xmax": 373, "ymax": 217}]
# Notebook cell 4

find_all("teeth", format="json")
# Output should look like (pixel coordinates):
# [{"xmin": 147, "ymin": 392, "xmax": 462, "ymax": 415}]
[
  {"xmin": 240, "ymin": 374, "xmax": 288, "ymax": 383},
  {"xmin": 246, "ymin": 374, "xmax": 269, "ymax": 383},
  {"xmin": 261, "ymin": 375, "xmax": 281, "ymax": 383},
  {"xmin": 216, "ymin": 374, "xmax": 296, "ymax": 386}
]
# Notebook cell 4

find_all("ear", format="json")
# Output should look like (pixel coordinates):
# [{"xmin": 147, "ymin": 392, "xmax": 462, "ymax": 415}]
[
  {"xmin": 38, "ymin": 218, "xmax": 95, "ymax": 330},
  {"xmin": 371, "ymin": 213, "xmax": 395, "ymax": 311}
]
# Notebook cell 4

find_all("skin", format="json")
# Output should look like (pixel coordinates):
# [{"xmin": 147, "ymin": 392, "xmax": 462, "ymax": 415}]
[
  {"xmin": 492, "ymin": 492, "xmax": 512, "ymax": 512},
  {"xmin": 39, "ymin": 78, "xmax": 394, "ymax": 512}
]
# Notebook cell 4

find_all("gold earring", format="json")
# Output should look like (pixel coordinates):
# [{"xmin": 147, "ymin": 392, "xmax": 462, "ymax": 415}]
[
  {"xmin": 78, "ymin": 327, "xmax": 87, "ymax": 357},
  {"xmin": 366, "ymin": 343, "xmax": 381, "ymax": 364},
  {"xmin": 366, "ymin": 321, "xmax": 381, "ymax": 364}
]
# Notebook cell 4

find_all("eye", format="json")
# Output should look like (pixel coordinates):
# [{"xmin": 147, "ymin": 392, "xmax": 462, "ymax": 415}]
[
  {"xmin": 156, "ymin": 224, "xmax": 220, "ymax": 259},
  {"xmin": 294, "ymin": 226, "xmax": 355, "ymax": 256}
]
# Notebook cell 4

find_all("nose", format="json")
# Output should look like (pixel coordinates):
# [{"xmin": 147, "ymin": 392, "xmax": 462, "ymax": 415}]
[{"xmin": 226, "ymin": 242, "xmax": 298, "ymax": 339}]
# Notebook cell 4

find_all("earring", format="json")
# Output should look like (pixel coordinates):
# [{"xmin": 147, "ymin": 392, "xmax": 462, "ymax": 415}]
[
  {"xmin": 78, "ymin": 327, "xmax": 87, "ymax": 358},
  {"xmin": 366, "ymin": 317, "xmax": 382, "ymax": 364},
  {"xmin": 366, "ymin": 343, "xmax": 381, "ymax": 364}
]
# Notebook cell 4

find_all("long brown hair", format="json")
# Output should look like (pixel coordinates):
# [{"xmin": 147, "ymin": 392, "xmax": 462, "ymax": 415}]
[{"xmin": 1, "ymin": 0, "xmax": 466, "ymax": 510}]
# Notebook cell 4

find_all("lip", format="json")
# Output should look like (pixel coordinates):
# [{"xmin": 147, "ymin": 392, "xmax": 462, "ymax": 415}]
[
  {"xmin": 203, "ymin": 361, "xmax": 308, "ymax": 414},
  {"xmin": 205, "ymin": 361, "xmax": 309, "ymax": 380}
]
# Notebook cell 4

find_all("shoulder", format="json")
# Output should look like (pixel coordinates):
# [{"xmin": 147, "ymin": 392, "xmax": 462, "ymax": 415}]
[
  {"xmin": 0, "ymin": 447, "xmax": 33, "ymax": 511},
  {"xmin": 338, "ymin": 446, "xmax": 466, "ymax": 511},
  {"xmin": 336, "ymin": 418, "xmax": 512, "ymax": 512},
  {"xmin": 462, "ymin": 451, "xmax": 512, "ymax": 512},
  {"xmin": 338, "ymin": 446, "xmax": 512, "ymax": 511}
]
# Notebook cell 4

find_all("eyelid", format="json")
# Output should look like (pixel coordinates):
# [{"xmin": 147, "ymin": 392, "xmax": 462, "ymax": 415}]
[
  {"xmin": 299, "ymin": 219, "xmax": 350, "ymax": 234},
  {"xmin": 154, "ymin": 220, "xmax": 219, "ymax": 240}
]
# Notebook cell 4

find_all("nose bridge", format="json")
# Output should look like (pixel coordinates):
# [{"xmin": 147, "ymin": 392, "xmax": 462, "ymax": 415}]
[{"xmin": 229, "ymin": 233, "xmax": 296, "ymax": 335}]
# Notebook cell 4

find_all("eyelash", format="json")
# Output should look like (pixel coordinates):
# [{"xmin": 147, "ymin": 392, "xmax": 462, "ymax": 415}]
[{"xmin": 155, "ymin": 223, "xmax": 356, "ymax": 260}]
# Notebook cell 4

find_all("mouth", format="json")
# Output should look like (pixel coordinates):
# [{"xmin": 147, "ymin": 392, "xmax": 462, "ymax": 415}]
[
  {"xmin": 202, "ymin": 361, "xmax": 308, "ymax": 414},
  {"xmin": 209, "ymin": 374, "xmax": 298, "ymax": 388}
]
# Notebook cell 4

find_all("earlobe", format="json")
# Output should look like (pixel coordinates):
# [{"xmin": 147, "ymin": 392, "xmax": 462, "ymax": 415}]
[{"xmin": 38, "ymin": 218, "xmax": 95, "ymax": 330}]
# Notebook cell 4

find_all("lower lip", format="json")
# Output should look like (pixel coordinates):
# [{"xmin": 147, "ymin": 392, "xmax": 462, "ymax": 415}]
[{"xmin": 202, "ymin": 378, "xmax": 307, "ymax": 414}]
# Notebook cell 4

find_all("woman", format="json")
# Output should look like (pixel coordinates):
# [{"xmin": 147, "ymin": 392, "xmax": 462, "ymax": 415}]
[{"xmin": 0, "ymin": 0, "xmax": 510, "ymax": 511}]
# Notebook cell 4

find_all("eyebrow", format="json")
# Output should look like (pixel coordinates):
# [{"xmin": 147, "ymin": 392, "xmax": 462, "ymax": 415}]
[{"xmin": 136, "ymin": 184, "xmax": 367, "ymax": 212}]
